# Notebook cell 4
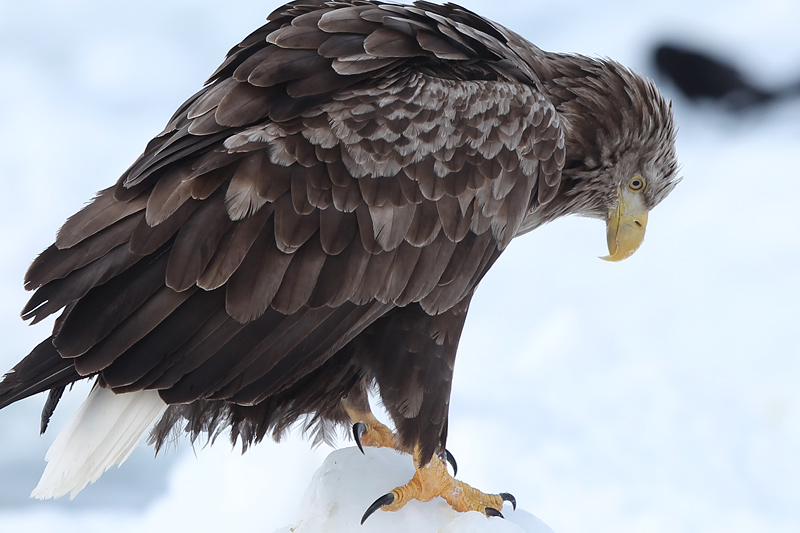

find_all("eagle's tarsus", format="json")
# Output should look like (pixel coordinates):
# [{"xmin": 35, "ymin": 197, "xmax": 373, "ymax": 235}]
[{"xmin": 361, "ymin": 492, "xmax": 395, "ymax": 525}]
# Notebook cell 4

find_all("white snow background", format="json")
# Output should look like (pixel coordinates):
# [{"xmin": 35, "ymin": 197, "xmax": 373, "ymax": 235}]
[{"xmin": 1, "ymin": 0, "xmax": 799, "ymax": 532}]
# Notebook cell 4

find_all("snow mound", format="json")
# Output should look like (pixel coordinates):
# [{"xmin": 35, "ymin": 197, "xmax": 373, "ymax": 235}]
[{"xmin": 276, "ymin": 447, "xmax": 554, "ymax": 533}]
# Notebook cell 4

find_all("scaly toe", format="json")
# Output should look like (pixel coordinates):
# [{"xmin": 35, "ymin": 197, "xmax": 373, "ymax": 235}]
[{"xmin": 360, "ymin": 447, "xmax": 515, "ymax": 522}]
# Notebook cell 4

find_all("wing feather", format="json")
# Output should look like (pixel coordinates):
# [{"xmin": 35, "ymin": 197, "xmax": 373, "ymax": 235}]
[
  {"xmin": 215, "ymin": 82, "xmax": 273, "ymax": 127},
  {"xmin": 144, "ymin": 310, "xmax": 246, "ymax": 391},
  {"xmin": 129, "ymin": 199, "xmax": 199, "ymax": 256},
  {"xmin": 227, "ymin": 302, "xmax": 392, "ymax": 405},
  {"xmin": 197, "ymin": 204, "xmax": 273, "ymax": 291},
  {"xmin": 161, "ymin": 307, "xmax": 314, "ymax": 403},
  {"xmin": 273, "ymin": 194, "xmax": 318, "ymax": 253},
  {"xmin": 55, "ymin": 187, "xmax": 147, "ymax": 250},
  {"xmin": 308, "ymin": 236, "xmax": 371, "ymax": 308},
  {"xmin": 165, "ymin": 189, "xmax": 234, "ymax": 292},
  {"xmin": 318, "ymin": 207, "xmax": 357, "ymax": 255},
  {"xmin": 99, "ymin": 288, "xmax": 225, "ymax": 388},
  {"xmin": 225, "ymin": 218, "xmax": 293, "ymax": 323},
  {"xmin": 21, "ymin": 244, "xmax": 143, "ymax": 325},
  {"xmin": 271, "ymin": 236, "xmax": 327, "ymax": 314},
  {"xmin": 52, "ymin": 249, "xmax": 170, "ymax": 358},
  {"xmin": 25, "ymin": 213, "xmax": 142, "ymax": 291},
  {"xmin": 75, "ymin": 286, "xmax": 197, "ymax": 376},
  {"xmin": 225, "ymin": 152, "xmax": 269, "ymax": 220}
]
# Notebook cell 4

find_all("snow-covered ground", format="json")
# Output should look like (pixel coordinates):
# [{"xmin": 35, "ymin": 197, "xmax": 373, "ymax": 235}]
[
  {"xmin": 1, "ymin": 1, "xmax": 799, "ymax": 532},
  {"xmin": 278, "ymin": 447, "xmax": 553, "ymax": 533}
]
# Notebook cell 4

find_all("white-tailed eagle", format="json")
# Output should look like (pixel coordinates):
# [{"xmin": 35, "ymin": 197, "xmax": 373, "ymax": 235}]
[{"xmin": 0, "ymin": 0, "xmax": 678, "ymax": 521}]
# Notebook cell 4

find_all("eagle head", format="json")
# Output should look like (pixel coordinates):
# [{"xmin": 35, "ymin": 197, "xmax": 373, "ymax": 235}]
[{"xmin": 535, "ymin": 56, "xmax": 680, "ymax": 261}]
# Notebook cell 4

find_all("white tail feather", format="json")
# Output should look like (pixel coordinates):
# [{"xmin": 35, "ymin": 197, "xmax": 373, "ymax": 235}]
[{"xmin": 31, "ymin": 386, "xmax": 168, "ymax": 500}]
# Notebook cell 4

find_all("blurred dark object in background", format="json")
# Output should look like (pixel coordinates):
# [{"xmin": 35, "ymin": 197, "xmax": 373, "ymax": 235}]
[{"xmin": 654, "ymin": 43, "xmax": 800, "ymax": 110}]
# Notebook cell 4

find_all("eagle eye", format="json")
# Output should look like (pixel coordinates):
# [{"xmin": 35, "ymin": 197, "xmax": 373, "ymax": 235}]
[{"xmin": 628, "ymin": 176, "xmax": 645, "ymax": 191}]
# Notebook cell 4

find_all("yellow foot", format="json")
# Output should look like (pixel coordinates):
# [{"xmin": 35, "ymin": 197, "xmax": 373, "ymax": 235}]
[
  {"xmin": 361, "ymin": 447, "xmax": 515, "ymax": 524},
  {"xmin": 343, "ymin": 406, "xmax": 399, "ymax": 451}
]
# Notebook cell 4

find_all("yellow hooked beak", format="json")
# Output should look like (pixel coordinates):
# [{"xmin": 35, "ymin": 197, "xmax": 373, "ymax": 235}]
[{"xmin": 600, "ymin": 186, "xmax": 648, "ymax": 262}]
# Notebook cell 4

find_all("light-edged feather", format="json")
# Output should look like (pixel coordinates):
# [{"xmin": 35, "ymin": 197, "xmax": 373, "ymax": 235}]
[
  {"xmin": 56, "ymin": 188, "xmax": 147, "ymax": 250},
  {"xmin": 225, "ymin": 220, "xmax": 293, "ymax": 323},
  {"xmin": 166, "ymin": 190, "xmax": 234, "ymax": 292},
  {"xmin": 271, "ymin": 236, "xmax": 327, "ymax": 314},
  {"xmin": 129, "ymin": 199, "xmax": 199, "ymax": 256},
  {"xmin": 226, "ymin": 153, "xmax": 269, "ymax": 220},
  {"xmin": 215, "ymin": 82, "xmax": 273, "ymax": 127},
  {"xmin": 145, "ymin": 166, "xmax": 194, "ymax": 226},
  {"xmin": 22, "ymin": 244, "xmax": 142, "ymax": 325},
  {"xmin": 273, "ymin": 194, "xmax": 318, "ymax": 253},
  {"xmin": 198, "ymin": 205, "xmax": 273, "ymax": 291},
  {"xmin": 25, "ymin": 213, "xmax": 142, "ymax": 291},
  {"xmin": 319, "ymin": 206, "xmax": 357, "ymax": 255},
  {"xmin": 368, "ymin": 202, "xmax": 416, "ymax": 250},
  {"xmin": 317, "ymin": 7, "xmax": 376, "ymax": 34}
]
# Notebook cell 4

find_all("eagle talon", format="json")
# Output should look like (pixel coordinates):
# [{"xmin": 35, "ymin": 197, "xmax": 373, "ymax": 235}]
[
  {"xmin": 353, "ymin": 422, "xmax": 367, "ymax": 454},
  {"xmin": 485, "ymin": 507, "xmax": 504, "ymax": 518},
  {"xmin": 500, "ymin": 492, "xmax": 516, "ymax": 510},
  {"xmin": 361, "ymin": 493, "xmax": 395, "ymax": 524},
  {"xmin": 445, "ymin": 449, "xmax": 458, "ymax": 476}
]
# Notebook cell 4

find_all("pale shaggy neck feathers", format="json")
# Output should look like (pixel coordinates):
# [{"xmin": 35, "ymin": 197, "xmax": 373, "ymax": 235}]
[{"xmin": 518, "ymin": 53, "xmax": 679, "ymax": 228}]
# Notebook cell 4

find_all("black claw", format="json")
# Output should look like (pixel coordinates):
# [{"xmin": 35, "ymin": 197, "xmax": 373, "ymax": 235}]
[
  {"xmin": 353, "ymin": 422, "xmax": 367, "ymax": 454},
  {"xmin": 444, "ymin": 449, "xmax": 458, "ymax": 477},
  {"xmin": 500, "ymin": 492, "xmax": 516, "ymax": 510},
  {"xmin": 361, "ymin": 493, "xmax": 395, "ymax": 524},
  {"xmin": 485, "ymin": 507, "xmax": 504, "ymax": 518}
]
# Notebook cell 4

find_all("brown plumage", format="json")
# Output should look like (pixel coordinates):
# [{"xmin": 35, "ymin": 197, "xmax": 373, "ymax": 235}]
[{"xmin": 0, "ymin": 0, "xmax": 678, "ymax": 502}]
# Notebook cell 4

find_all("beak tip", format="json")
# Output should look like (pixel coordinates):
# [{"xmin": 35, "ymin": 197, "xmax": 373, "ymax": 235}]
[{"xmin": 598, "ymin": 252, "xmax": 631, "ymax": 262}]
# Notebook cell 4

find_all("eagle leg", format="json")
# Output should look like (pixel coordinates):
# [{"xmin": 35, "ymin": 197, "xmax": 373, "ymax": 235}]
[
  {"xmin": 345, "ymin": 402, "xmax": 458, "ymax": 474},
  {"xmin": 361, "ymin": 446, "xmax": 515, "ymax": 524},
  {"xmin": 343, "ymin": 403, "xmax": 399, "ymax": 452}
]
